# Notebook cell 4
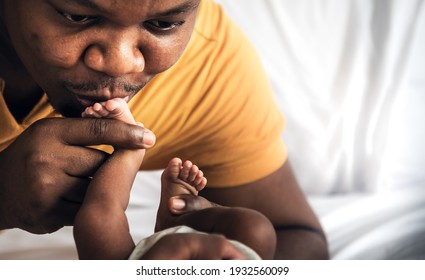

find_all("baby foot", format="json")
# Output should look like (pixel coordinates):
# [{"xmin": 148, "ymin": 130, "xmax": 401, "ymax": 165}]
[
  {"xmin": 82, "ymin": 97, "xmax": 135, "ymax": 124},
  {"xmin": 155, "ymin": 157, "xmax": 207, "ymax": 231},
  {"xmin": 82, "ymin": 97, "xmax": 147, "ymax": 171}
]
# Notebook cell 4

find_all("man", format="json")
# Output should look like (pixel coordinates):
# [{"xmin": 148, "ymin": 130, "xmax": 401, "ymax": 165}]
[{"xmin": 0, "ymin": 0, "xmax": 328, "ymax": 259}]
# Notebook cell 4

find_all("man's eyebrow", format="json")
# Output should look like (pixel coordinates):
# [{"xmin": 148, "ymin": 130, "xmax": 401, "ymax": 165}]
[
  {"xmin": 68, "ymin": 0, "xmax": 200, "ymax": 17},
  {"xmin": 67, "ymin": 0, "xmax": 108, "ymax": 13},
  {"xmin": 149, "ymin": 1, "xmax": 200, "ymax": 18}
]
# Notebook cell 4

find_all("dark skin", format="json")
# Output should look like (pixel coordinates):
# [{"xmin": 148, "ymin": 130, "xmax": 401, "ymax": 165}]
[
  {"xmin": 140, "ymin": 233, "xmax": 247, "ymax": 260},
  {"xmin": 167, "ymin": 162, "xmax": 329, "ymax": 259},
  {"xmin": 0, "ymin": 117, "xmax": 154, "ymax": 233},
  {"xmin": 202, "ymin": 162, "xmax": 328, "ymax": 259},
  {"xmin": 0, "ymin": 0, "xmax": 197, "ymax": 232},
  {"xmin": 0, "ymin": 0, "xmax": 328, "ymax": 259},
  {"xmin": 73, "ymin": 98, "xmax": 269, "ymax": 259}
]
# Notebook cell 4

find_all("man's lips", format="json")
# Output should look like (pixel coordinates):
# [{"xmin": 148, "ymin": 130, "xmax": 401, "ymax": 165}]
[{"xmin": 75, "ymin": 95, "xmax": 130, "ymax": 107}]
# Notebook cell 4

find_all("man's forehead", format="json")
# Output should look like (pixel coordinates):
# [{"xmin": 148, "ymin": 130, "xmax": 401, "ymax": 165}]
[{"xmin": 62, "ymin": 0, "xmax": 200, "ymax": 15}]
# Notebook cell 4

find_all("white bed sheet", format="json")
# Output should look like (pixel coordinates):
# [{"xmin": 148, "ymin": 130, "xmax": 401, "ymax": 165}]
[{"xmin": 2, "ymin": 171, "xmax": 425, "ymax": 260}]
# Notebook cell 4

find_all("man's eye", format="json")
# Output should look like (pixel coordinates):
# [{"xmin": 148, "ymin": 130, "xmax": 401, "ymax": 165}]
[
  {"xmin": 60, "ymin": 12, "xmax": 96, "ymax": 24},
  {"xmin": 146, "ymin": 20, "xmax": 184, "ymax": 31}
]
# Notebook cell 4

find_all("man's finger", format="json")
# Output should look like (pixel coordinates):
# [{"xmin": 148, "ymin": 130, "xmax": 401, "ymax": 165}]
[
  {"xmin": 221, "ymin": 242, "xmax": 246, "ymax": 260},
  {"xmin": 169, "ymin": 194, "xmax": 220, "ymax": 214},
  {"xmin": 39, "ymin": 118, "xmax": 156, "ymax": 149},
  {"xmin": 202, "ymin": 234, "xmax": 246, "ymax": 260}
]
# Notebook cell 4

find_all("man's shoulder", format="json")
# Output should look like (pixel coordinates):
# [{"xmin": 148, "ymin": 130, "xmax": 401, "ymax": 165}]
[{"xmin": 193, "ymin": 0, "xmax": 235, "ymax": 44}]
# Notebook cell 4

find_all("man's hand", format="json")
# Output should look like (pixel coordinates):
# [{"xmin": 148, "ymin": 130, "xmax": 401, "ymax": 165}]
[
  {"xmin": 168, "ymin": 194, "xmax": 218, "ymax": 215},
  {"xmin": 141, "ymin": 233, "xmax": 246, "ymax": 260},
  {"xmin": 0, "ymin": 117, "xmax": 155, "ymax": 234}
]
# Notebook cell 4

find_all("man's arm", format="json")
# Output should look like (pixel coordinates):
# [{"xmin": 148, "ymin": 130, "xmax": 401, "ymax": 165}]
[{"xmin": 175, "ymin": 160, "xmax": 329, "ymax": 259}]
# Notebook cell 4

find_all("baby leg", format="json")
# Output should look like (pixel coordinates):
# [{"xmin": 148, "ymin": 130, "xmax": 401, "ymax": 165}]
[
  {"xmin": 155, "ymin": 158, "xmax": 276, "ymax": 259},
  {"xmin": 74, "ymin": 98, "xmax": 145, "ymax": 259},
  {"xmin": 155, "ymin": 158, "xmax": 207, "ymax": 231}
]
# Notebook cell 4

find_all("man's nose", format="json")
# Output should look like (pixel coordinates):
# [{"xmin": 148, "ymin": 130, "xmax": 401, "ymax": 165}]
[{"xmin": 84, "ymin": 31, "xmax": 145, "ymax": 77}]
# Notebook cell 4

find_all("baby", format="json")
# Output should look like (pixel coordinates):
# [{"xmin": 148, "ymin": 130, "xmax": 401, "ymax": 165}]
[{"xmin": 73, "ymin": 98, "xmax": 276, "ymax": 259}]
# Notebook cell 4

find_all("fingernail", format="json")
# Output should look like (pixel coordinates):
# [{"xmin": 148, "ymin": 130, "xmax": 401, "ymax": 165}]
[
  {"xmin": 171, "ymin": 198, "xmax": 186, "ymax": 210},
  {"xmin": 143, "ymin": 130, "xmax": 156, "ymax": 146}
]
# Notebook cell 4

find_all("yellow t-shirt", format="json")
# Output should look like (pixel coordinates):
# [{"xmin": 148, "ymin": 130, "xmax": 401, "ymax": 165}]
[{"xmin": 0, "ymin": 0, "xmax": 286, "ymax": 187}]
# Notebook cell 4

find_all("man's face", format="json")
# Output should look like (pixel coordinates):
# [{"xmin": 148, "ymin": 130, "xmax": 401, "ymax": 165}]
[{"xmin": 2, "ymin": 0, "xmax": 200, "ymax": 117}]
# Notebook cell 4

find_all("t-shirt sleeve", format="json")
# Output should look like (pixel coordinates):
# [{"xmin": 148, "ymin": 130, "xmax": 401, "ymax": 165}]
[{"xmin": 182, "ymin": 11, "xmax": 288, "ymax": 187}]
